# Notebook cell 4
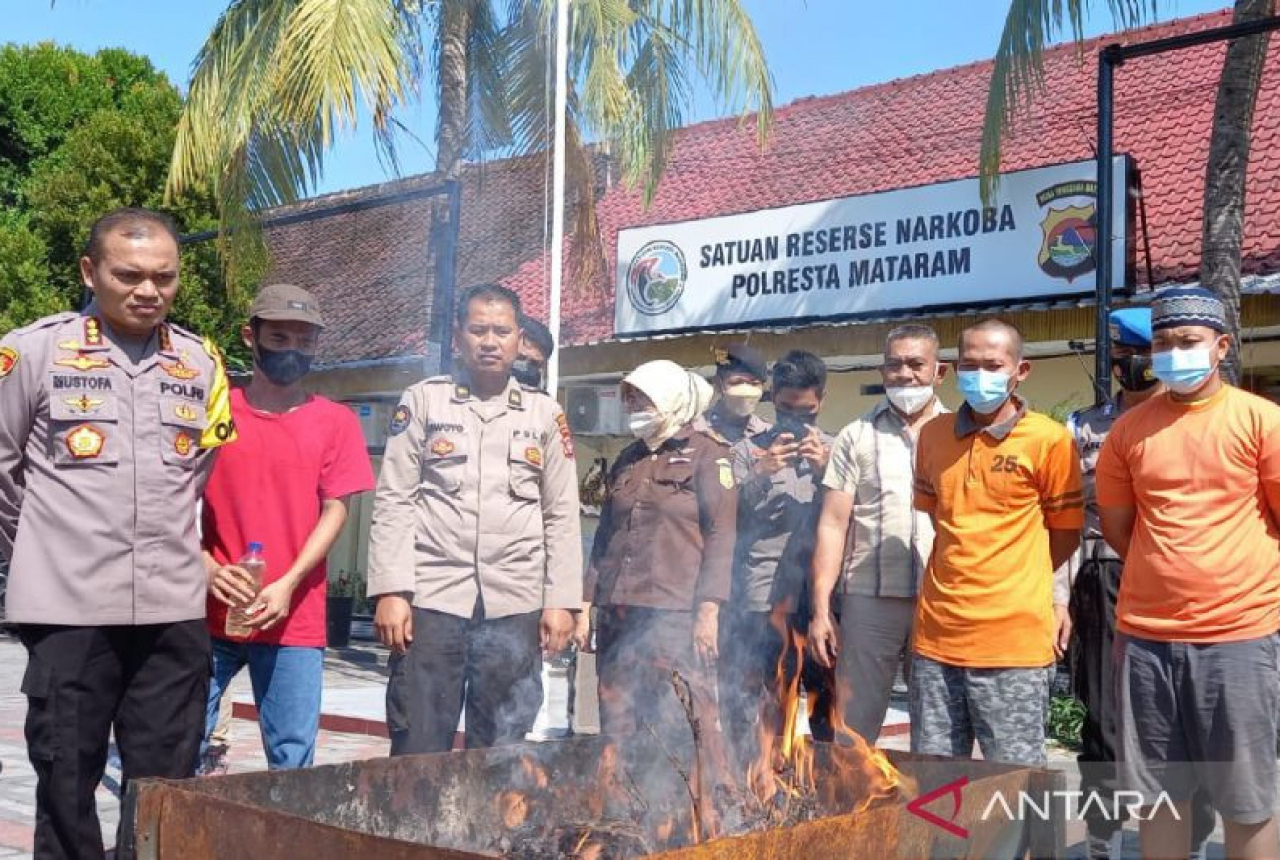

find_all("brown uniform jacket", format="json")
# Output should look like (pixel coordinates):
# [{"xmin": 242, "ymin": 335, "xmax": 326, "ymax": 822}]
[
  {"xmin": 0, "ymin": 310, "xmax": 236, "ymax": 625},
  {"xmin": 587, "ymin": 426, "xmax": 738, "ymax": 609},
  {"xmin": 366, "ymin": 374, "xmax": 582, "ymax": 619}
]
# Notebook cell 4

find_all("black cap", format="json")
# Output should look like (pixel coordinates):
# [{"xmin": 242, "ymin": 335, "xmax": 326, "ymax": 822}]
[{"xmin": 712, "ymin": 343, "xmax": 767, "ymax": 381}]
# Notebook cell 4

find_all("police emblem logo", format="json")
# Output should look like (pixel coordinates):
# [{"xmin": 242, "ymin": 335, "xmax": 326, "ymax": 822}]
[
  {"xmin": 525, "ymin": 446, "xmax": 542, "ymax": 467},
  {"xmin": 55, "ymin": 354, "xmax": 111, "ymax": 372},
  {"xmin": 174, "ymin": 404, "xmax": 198, "ymax": 422},
  {"xmin": 160, "ymin": 359, "xmax": 200, "ymax": 380},
  {"xmin": 174, "ymin": 431, "xmax": 194, "ymax": 457},
  {"xmin": 65, "ymin": 424, "xmax": 105, "ymax": 459},
  {"xmin": 431, "ymin": 438, "xmax": 456, "ymax": 457},
  {"xmin": 0, "ymin": 346, "xmax": 17, "ymax": 379},
  {"xmin": 716, "ymin": 457, "xmax": 734, "ymax": 490},
  {"xmin": 65, "ymin": 395, "xmax": 104, "ymax": 414},
  {"xmin": 1034, "ymin": 181, "xmax": 1099, "ymax": 283},
  {"xmin": 388, "ymin": 404, "xmax": 411, "ymax": 436}
]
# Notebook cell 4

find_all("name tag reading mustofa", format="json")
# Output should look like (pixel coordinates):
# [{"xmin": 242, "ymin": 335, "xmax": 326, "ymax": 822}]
[
  {"xmin": 159, "ymin": 381, "xmax": 206, "ymax": 400},
  {"xmin": 52, "ymin": 375, "xmax": 113, "ymax": 391}
]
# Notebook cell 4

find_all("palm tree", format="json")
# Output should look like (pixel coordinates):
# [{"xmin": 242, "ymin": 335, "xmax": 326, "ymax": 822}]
[
  {"xmin": 980, "ymin": 0, "xmax": 1275, "ymax": 384},
  {"xmin": 167, "ymin": 0, "xmax": 773, "ymax": 294}
]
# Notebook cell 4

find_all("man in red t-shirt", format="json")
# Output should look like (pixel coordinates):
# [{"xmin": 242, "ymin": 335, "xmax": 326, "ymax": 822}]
[{"xmin": 199, "ymin": 284, "xmax": 375, "ymax": 771}]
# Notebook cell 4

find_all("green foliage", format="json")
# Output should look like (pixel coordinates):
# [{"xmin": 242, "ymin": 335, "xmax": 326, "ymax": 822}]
[
  {"xmin": 0, "ymin": 43, "xmax": 250, "ymax": 363},
  {"xmin": 1047, "ymin": 692, "xmax": 1086, "ymax": 750}
]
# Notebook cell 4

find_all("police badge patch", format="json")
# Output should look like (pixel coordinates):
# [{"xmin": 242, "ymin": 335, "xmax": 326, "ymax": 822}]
[
  {"xmin": 716, "ymin": 457, "xmax": 734, "ymax": 490},
  {"xmin": 389, "ymin": 404, "xmax": 411, "ymax": 436},
  {"xmin": 66, "ymin": 424, "xmax": 105, "ymax": 459}
]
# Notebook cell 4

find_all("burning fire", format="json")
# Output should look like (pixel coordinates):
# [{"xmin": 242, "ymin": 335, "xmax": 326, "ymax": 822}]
[{"xmin": 746, "ymin": 607, "xmax": 902, "ymax": 817}]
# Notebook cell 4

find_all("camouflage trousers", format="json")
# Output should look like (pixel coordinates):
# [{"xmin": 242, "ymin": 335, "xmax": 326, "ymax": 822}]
[{"xmin": 909, "ymin": 655, "xmax": 1053, "ymax": 767}]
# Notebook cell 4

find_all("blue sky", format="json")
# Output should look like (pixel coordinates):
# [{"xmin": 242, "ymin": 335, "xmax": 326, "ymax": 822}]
[{"xmin": 9, "ymin": 0, "xmax": 1230, "ymax": 196}]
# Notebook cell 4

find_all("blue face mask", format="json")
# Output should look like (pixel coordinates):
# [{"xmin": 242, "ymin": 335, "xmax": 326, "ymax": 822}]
[
  {"xmin": 1151, "ymin": 347, "xmax": 1216, "ymax": 394},
  {"xmin": 957, "ymin": 369, "xmax": 1011, "ymax": 414}
]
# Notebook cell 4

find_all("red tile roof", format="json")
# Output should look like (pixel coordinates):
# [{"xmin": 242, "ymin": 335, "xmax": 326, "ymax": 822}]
[
  {"xmin": 504, "ymin": 8, "xmax": 1280, "ymax": 344},
  {"xmin": 268, "ymin": 9, "xmax": 1280, "ymax": 362}
]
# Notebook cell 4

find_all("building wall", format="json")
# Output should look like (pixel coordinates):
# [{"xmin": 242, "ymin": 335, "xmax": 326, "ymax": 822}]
[{"xmin": 307, "ymin": 298, "xmax": 1280, "ymax": 597}]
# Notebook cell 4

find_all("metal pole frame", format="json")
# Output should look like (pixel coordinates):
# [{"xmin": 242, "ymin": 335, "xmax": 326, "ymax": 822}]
[{"xmin": 1093, "ymin": 13, "xmax": 1280, "ymax": 406}]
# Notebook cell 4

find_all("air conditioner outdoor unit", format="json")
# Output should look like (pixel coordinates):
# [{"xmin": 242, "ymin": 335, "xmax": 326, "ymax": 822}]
[{"xmin": 565, "ymin": 385, "xmax": 625, "ymax": 436}]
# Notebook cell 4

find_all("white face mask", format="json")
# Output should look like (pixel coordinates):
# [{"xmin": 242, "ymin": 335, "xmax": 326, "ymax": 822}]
[
  {"xmin": 722, "ymin": 382, "xmax": 763, "ymax": 417},
  {"xmin": 885, "ymin": 385, "xmax": 935, "ymax": 416},
  {"xmin": 627, "ymin": 410, "xmax": 663, "ymax": 439}
]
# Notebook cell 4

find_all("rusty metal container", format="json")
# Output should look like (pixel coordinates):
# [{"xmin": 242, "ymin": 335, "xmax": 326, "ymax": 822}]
[{"xmin": 125, "ymin": 737, "xmax": 1063, "ymax": 859}]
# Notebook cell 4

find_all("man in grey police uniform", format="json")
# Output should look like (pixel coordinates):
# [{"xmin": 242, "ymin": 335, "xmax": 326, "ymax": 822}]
[
  {"xmin": 0, "ymin": 207, "xmax": 236, "ymax": 859},
  {"xmin": 368, "ymin": 283, "xmax": 582, "ymax": 754},
  {"xmin": 1066, "ymin": 306, "xmax": 1212, "ymax": 860}
]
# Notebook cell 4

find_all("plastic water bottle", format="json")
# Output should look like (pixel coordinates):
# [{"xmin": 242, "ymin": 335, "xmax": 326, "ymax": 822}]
[{"xmin": 224, "ymin": 542, "xmax": 266, "ymax": 639}]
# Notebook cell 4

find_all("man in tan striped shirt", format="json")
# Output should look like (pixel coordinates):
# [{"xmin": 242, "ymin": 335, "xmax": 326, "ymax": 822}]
[{"xmin": 808, "ymin": 324, "xmax": 947, "ymax": 743}]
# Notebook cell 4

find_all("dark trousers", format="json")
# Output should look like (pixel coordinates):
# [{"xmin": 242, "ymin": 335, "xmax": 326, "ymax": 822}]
[
  {"xmin": 596, "ymin": 606, "xmax": 731, "ymax": 790},
  {"xmin": 718, "ymin": 608, "xmax": 838, "ymax": 769},
  {"xmin": 1070, "ymin": 559, "xmax": 1215, "ymax": 844},
  {"xmin": 718, "ymin": 609, "xmax": 784, "ymax": 769},
  {"xmin": 18, "ymin": 621, "xmax": 211, "ymax": 860},
  {"xmin": 386, "ymin": 603, "xmax": 542, "ymax": 755}
]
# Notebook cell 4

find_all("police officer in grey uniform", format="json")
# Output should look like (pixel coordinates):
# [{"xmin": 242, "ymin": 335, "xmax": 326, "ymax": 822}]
[
  {"xmin": 1067, "ymin": 307, "xmax": 1211, "ymax": 859},
  {"xmin": 692, "ymin": 343, "xmax": 770, "ymax": 445},
  {"xmin": 0, "ymin": 208, "xmax": 236, "ymax": 859},
  {"xmin": 368, "ymin": 284, "xmax": 582, "ymax": 754}
]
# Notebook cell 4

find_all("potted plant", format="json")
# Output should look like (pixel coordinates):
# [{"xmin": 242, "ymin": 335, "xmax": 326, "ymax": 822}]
[{"xmin": 327, "ymin": 569, "xmax": 363, "ymax": 649}]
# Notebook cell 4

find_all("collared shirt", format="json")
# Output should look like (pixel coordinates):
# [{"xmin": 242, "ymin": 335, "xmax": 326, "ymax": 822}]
[
  {"xmin": 823, "ymin": 398, "xmax": 947, "ymax": 599},
  {"xmin": 587, "ymin": 426, "xmax": 738, "ymax": 609},
  {"xmin": 0, "ymin": 309, "xmax": 236, "ymax": 625},
  {"xmin": 730, "ymin": 423, "xmax": 834, "ymax": 612},
  {"xmin": 1065, "ymin": 398, "xmax": 1121, "ymax": 561},
  {"xmin": 913, "ymin": 397, "xmax": 1083, "ymax": 668},
  {"xmin": 691, "ymin": 404, "xmax": 769, "ymax": 447},
  {"xmin": 367, "ymin": 373, "xmax": 582, "ymax": 619}
]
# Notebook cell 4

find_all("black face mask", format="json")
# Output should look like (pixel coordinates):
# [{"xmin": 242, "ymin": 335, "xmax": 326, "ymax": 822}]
[
  {"xmin": 1112, "ymin": 354, "xmax": 1157, "ymax": 392},
  {"xmin": 511, "ymin": 358, "xmax": 544, "ymax": 390},
  {"xmin": 256, "ymin": 344, "xmax": 314, "ymax": 387}
]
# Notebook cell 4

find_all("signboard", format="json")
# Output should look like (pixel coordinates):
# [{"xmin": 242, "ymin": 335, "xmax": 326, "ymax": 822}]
[{"xmin": 614, "ymin": 156, "xmax": 1130, "ymax": 337}]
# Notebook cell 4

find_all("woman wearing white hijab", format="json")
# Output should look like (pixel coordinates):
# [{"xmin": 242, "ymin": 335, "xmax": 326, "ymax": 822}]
[{"xmin": 584, "ymin": 360, "xmax": 738, "ymax": 788}]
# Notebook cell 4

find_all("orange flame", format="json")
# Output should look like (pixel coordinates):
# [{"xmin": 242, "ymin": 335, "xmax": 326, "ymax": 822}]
[{"xmin": 745, "ymin": 605, "xmax": 901, "ymax": 815}]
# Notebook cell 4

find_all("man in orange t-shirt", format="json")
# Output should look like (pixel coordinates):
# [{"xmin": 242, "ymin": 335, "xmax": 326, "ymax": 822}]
[
  {"xmin": 1096, "ymin": 287, "xmax": 1280, "ymax": 860},
  {"xmin": 912, "ymin": 319, "xmax": 1082, "ymax": 767}
]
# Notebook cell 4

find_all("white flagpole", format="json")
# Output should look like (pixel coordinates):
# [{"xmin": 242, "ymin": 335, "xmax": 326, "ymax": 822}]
[{"xmin": 546, "ymin": 0, "xmax": 570, "ymax": 396}]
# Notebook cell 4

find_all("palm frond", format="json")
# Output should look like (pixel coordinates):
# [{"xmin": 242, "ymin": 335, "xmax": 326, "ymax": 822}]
[
  {"xmin": 169, "ymin": 0, "xmax": 420, "ymax": 282},
  {"xmin": 979, "ymin": 0, "xmax": 1163, "ymax": 204}
]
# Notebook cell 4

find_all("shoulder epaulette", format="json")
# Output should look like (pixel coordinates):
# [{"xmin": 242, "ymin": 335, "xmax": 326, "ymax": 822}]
[{"xmin": 7, "ymin": 311, "xmax": 78, "ymax": 338}]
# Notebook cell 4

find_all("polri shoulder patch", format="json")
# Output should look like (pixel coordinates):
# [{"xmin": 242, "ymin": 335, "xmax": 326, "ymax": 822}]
[
  {"xmin": 554, "ymin": 412, "xmax": 575, "ymax": 459},
  {"xmin": 0, "ymin": 346, "xmax": 17, "ymax": 379},
  {"xmin": 389, "ymin": 404, "xmax": 412, "ymax": 436}
]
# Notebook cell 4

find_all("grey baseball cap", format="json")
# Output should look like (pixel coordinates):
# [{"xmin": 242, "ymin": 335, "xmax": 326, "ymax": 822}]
[{"xmin": 249, "ymin": 283, "xmax": 325, "ymax": 328}]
